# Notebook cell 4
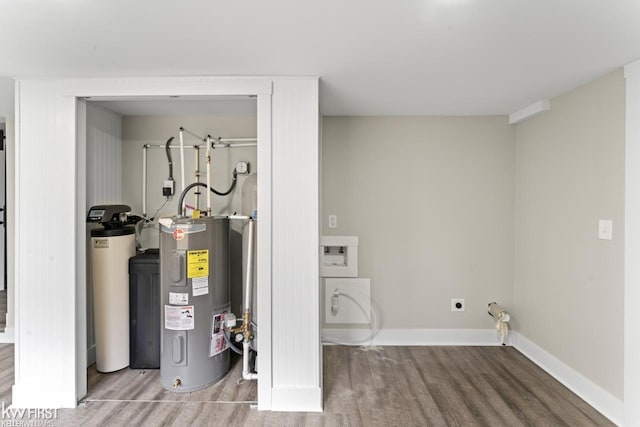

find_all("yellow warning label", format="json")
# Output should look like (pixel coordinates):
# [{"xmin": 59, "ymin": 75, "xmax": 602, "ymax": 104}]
[{"xmin": 187, "ymin": 249, "xmax": 209, "ymax": 278}]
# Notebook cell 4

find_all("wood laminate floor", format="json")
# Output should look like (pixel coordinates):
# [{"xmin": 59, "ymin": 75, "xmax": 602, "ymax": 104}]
[
  {"xmin": 0, "ymin": 344, "xmax": 613, "ymax": 426},
  {"xmin": 0, "ymin": 343, "xmax": 12, "ymax": 405}
]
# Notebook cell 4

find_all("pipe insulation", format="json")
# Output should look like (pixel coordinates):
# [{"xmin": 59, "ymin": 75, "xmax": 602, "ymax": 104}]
[{"xmin": 488, "ymin": 302, "xmax": 510, "ymax": 345}]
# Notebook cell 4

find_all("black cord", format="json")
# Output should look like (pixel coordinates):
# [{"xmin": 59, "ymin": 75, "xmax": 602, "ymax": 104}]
[
  {"xmin": 176, "ymin": 171, "xmax": 238, "ymax": 215},
  {"xmin": 211, "ymin": 170, "xmax": 238, "ymax": 196}
]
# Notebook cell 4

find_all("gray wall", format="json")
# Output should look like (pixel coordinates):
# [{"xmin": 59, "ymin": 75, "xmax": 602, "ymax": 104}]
[
  {"xmin": 322, "ymin": 116, "xmax": 515, "ymax": 329},
  {"xmin": 121, "ymin": 115, "xmax": 257, "ymax": 248},
  {"xmin": 513, "ymin": 70, "xmax": 625, "ymax": 399}
]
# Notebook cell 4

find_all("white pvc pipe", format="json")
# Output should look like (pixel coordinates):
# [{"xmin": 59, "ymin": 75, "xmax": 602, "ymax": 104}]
[
  {"xmin": 244, "ymin": 219, "xmax": 254, "ymax": 311},
  {"xmin": 181, "ymin": 127, "xmax": 256, "ymax": 144},
  {"xmin": 242, "ymin": 218, "xmax": 257, "ymax": 381},
  {"xmin": 141, "ymin": 143, "xmax": 256, "ymax": 149},
  {"xmin": 228, "ymin": 215, "xmax": 250, "ymax": 220},
  {"xmin": 142, "ymin": 145, "xmax": 147, "ymax": 216},
  {"xmin": 206, "ymin": 136, "xmax": 212, "ymax": 214},
  {"xmin": 179, "ymin": 128, "xmax": 185, "ymax": 192},
  {"xmin": 212, "ymin": 143, "xmax": 257, "ymax": 148},
  {"xmin": 141, "ymin": 144, "xmax": 200, "ymax": 149},
  {"xmin": 219, "ymin": 138, "xmax": 257, "ymax": 142},
  {"xmin": 194, "ymin": 146, "xmax": 200, "ymax": 210},
  {"xmin": 242, "ymin": 341, "xmax": 258, "ymax": 380}
]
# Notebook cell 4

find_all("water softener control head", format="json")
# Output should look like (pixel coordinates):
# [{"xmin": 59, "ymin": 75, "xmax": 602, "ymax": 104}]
[{"xmin": 87, "ymin": 204, "xmax": 133, "ymax": 227}]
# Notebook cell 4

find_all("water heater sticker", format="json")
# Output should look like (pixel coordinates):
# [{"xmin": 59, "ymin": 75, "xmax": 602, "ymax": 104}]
[
  {"xmin": 169, "ymin": 292, "xmax": 189, "ymax": 305},
  {"xmin": 209, "ymin": 312, "xmax": 229, "ymax": 357},
  {"xmin": 192, "ymin": 276, "xmax": 209, "ymax": 296},
  {"xmin": 164, "ymin": 305, "xmax": 195, "ymax": 330},
  {"xmin": 93, "ymin": 238, "xmax": 109, "ymax": 248},
  {"xmin": 187, "ymin": 250, "xmax": 209, "ymax": 278}
]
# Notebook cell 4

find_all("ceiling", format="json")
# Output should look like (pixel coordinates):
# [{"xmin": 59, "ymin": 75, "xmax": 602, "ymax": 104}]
[
  {"xmin": 1, "ymin": 0, "xmax": 639, "ymax": 116},
  {"xmin": 92, "ymin": 97, "xmax": 257, "ymax": 116}
]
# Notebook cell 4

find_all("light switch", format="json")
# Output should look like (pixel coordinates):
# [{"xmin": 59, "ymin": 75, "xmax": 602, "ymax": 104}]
[
  {"xmin": 328, "ymin": 215, "xmax": 337, "ymax": 229},
  {"xmin": 598, "ymin": 219, "xmax": 613, "ymax": 240}
]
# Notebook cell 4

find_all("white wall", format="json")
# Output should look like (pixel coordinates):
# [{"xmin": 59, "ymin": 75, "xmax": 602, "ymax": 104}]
[
  {"xmin": 322, "ymin": 117, "xmax": 515, "ymax": 333},
  {"xmin": 513, "ymin": 70, "xmax": 625, "ymax": 404},
  {"xmin": 120, "ymin": 115, "xmax": 257, "ymax": 249}
]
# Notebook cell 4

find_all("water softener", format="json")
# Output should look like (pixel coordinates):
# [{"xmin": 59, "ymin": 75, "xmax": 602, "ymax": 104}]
[
  {"xmin": 159, "ymin": 216, "xmax": 230, "ymax": 392},
  {"xmin": 87, "ymin": 205, "xmax": 137, "ymax": 373}
]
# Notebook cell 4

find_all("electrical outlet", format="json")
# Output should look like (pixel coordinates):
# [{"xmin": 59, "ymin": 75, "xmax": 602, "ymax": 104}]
[
  {"xmin": 451, "ymin": 298, "xmax": 465, "ymax": 312},
  {"xmin": 163, "ymin": 179, "xmax": 174, "ymax": 196},
  {"xmin": 598, "ymin": 219, "xmax": 613, "ymax": 240},
  {"xmin": 328, "ymin": 215, "xmax": 337, "ymax": 229}
]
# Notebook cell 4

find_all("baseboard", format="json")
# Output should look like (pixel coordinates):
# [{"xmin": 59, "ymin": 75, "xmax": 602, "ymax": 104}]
[
  {"xmin": 511, "ymin": 332, "xmax": 623, "ymax": 425},
  {"xmin": 0, "ymin": 327, "xmax": 15, "ymax": 343},
  {"xmin": 322, "ymin": 328, "xmax": 508, "ymax": 346},
  {"xmin": 271, "ymin": 386, "xmax": 322, "ymax": 412}
]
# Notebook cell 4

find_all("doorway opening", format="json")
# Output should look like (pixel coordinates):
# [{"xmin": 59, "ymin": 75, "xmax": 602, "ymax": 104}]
[{"xmin": 81, "ymin": 96, "xmax": 259, "ymax": 404}]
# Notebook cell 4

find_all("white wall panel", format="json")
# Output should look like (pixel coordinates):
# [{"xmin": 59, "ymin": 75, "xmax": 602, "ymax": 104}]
[
  {"xmin": 256, "ymin": 93, "xmax": 273, "ymax": 410},
  {"xmin": 86, "ymin": 103, "xmax": 122, "ymax": 207},
  {"xmin": 0, "ymin": 115, "xmax": 16, "ymax": 343},
  {"xmin": 13, "ymin": 80, "xmax": 78, "ymax": 408},
  {"xmin": 270, "ymin": 79, "xmax": 321, "ymax": 411}
]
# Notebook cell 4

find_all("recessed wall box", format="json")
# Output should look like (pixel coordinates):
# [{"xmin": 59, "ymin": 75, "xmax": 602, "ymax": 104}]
[
  {"xmin": 320, "ymin": 235, "xmax": 358, "ymax": 277},
  {"xmin": 324, "ymin": 278, "xmax": 370, "ymax": 324}
]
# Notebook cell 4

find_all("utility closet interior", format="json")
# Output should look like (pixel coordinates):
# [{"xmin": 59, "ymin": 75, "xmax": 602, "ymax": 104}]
[{"xmin": 84, "ymin": 96, "xmax": 258, "ymax": 397}]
